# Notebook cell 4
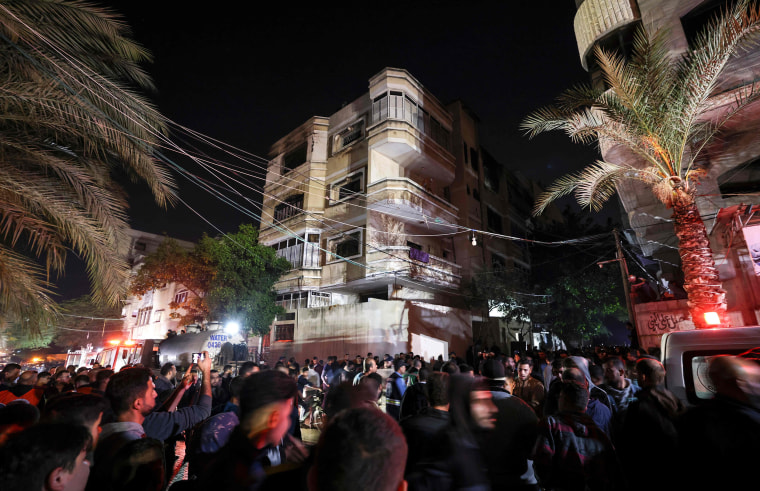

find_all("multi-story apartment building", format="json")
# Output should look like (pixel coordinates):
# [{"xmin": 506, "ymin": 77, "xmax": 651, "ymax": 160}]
[
  {"xmin": 573, "ymin": 0, "xmax": 760, "ymax": 346},
  {"xmin": 259, "ymin": 68, "xmax": 536, "ymax": 361},
  {"xmin": 120, "ymin": 229, "xmax": 196, "ymax": 341}
]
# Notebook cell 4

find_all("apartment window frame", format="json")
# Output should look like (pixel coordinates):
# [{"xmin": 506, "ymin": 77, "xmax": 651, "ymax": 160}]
[
  {"xmin": 486, "ymin": 207, "xmax": 504, "ymax": 234},
  {"xmin": 173, "ymin": 290, "xmax": 188, "ymax": 306},
  {"xmin": 327, "ymin": 228, "xmax": 363, "ymax": 262},
  {"xmin": 330, "ymin": 169, "xmax": 365, "ymax": 203},
  {"xmin": 137, "ymin": 307, "xmax": 152, "ymax": 327},
  {"xmin": 274, "ymin": 324, "xmax": 295, "ymax": 342},
  {"xmin": 274, "ymin": 193, "xmax": 304, "ymax": 222},
  {"xmin": 331, "ymin": 119, "xmax": 366, "ymax": 155},
  {"xmin": 282, "ymin": 143, "xmax": 307, "ymax": 174}
]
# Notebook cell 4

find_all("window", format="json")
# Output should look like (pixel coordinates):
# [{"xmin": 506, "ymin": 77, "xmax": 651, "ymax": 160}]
[
  {"xmin": 137, "ymin": 307, "xmax": 152, "ymax": 326},
  {"xmin": 483, "ymin": 151, "xmax": 501, "ymax": 192},
  {"xmin": 153, "ymin": 310, "xmax": 164, "ymax": 323},
  {"xmin": 308, "ymin": 291, "xmax": 331, "ymax": 308},
  {"xmin": 682, "ymin": 1, "xmax": 738, "ymax": 49},
  {"xmin": 275, "ymin": 291, "xmax": 330, "ymax": 310},
  {"xmin": 718, "ymin": 157, "xmax": 760, "ymax": 198},
  {"xmin": 135, "ymin": 242, "xmax": 146, "ymax": 252},
  {"xmin": 271, "ymin": 233, "xmax": 320, "ymax": 269},
  {"xmin": 276, "ymin": 312, "xmax": 296, "ymax": 321},
  {"xmin": 492, "ymin": 254, "xmax": 506, "ymax": 278},
  {"xmin": 370, "ymin": 91, "xmax": 450, "ymax": 151},
  {"xmin": 487, "ymin": 207, "xmax": 503, "ymax": 234},
  {"xmin": 274, "ymin": 194, "xmax": 304, "ymax": 222},
  {"xmin": 276, "ymin": 292, "xmax": 308, "ymax": 310},
  {"xmin": 274, "ymin": 324, "xmax": 294, "ymax": 342},
  {"xmin": 473, "ymin": 188, "xmax": 480, "ymax": 202},
  {"xmin": 330, "ymin": 171, "xmax": 364, "ymax": 202},
  {"xmin": 283, "ymin": 144, "xmax": 307, "ymax": 173},
  {"xmin": 443, "ymin": 186, "xmax": 451, "ymax": 202},
  {"xmin": 332, "ymin": 120, "xmax": 365, "ymax": 154},
  {"xmin": 463, "ymin": 142, "xmax": 469, "ymax": 164},
  {"xmin": 469, "ymin": 147, "xmax": 479, "ymax": 171},
  {"xmin": 329, "ymin": 230, "xmax": 362, "ymax": 260},
  {"xmin": 173, "ymin": 290, "xmax": 188, "ymax": 305}
]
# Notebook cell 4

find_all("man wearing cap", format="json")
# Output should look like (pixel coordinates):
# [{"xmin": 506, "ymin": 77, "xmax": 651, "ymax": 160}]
[
  {"xmin": 480, "ymin": 359, "xmax": 541, "ymax": 491},
  {"xmin": 385, "ymin": 359, "xmax": 408, "ymax": 421}
]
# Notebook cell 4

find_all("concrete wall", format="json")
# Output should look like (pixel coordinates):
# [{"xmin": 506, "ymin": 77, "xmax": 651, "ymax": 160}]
[
  {"xmin": 266, "ymin": 299, "xmax": 472, "ymax": 363},
  {"xmin": 634, "ymin": 299, "xmax": 695, "ymax": 352}
]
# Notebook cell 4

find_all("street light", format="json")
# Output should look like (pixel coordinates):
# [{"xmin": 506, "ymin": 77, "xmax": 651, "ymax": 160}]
[{"xmin": 225, "ymin": 321, "xmax": 240, "ymax": 335}]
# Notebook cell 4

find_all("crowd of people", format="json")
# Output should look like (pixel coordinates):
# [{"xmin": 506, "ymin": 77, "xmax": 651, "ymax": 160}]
[{"xmin": 0, "ymin": 344, "xmax": 758, "ymax": 490}]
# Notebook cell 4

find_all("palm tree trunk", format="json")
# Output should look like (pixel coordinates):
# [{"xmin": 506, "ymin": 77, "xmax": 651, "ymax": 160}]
[{"xmin": 672, "ymin": 193, "xmax": 727, "ymax": 329}]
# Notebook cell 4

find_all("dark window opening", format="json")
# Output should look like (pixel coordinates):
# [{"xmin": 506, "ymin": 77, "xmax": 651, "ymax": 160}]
[
  {"xmin": 275, "ymin": 324, "xmax": 294, "ymax": 342},
  {"xmin": 469, "ymin": 148, "xmax": 479, "ymax": 170},
  {"xmin": 274, "ymin": 194, "xmax": 304, "ymax": 222},
  {"xmin": 333, "ymin": 231, "xmax": 362, "ymax": 259},
  {"xmin": 283, "ymin": 144, "xmax": 307, "ymax": 173},
  {"xmin": 407, "ymin": 241, "xmax": 422, "ymax": 251},
  {"xmin": 463, "ymin": 142, "xmax": 469, "ymax": 164},
  {"xmin": 586, "ymin": 22, "xmax": 640, "ymax": 91},
  {"xmin": 276, "ymin": 312, "xmax": 296, "ymax": 321},
  {"xmin": 718, "ymin": 157, "xmax": 760, "ymax": 198},
  {"xmin": 473, "ymin": 188, "xmax": 480, "ymax": 202},
  {"xmin": 682, "ymin": 1, "xmax": 738, "ymax": 49},
  {"xmin": 487, "ymin": 207, "xmax": 503, "ymax": 234},
  {"xmin": 361, "ymin": 290, "xmax": 388, "ymax": 302},
  {"xmin": 338, "ymin": 174, "xmax": 363, "ymax": 200},
  {"xmin": 483, "ymin": 150, "xmax": 501, "ymax": 192}
]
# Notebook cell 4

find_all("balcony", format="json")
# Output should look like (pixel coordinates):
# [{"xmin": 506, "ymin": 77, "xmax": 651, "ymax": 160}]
[
  {"xmin": 367, "ymin": 91, "xmax": 456, "ymax": 182},
  {"xmin": 574, "ymin": 0, "xmax": 639, "ymax": 69},
  {"xmin": 366, "ymin": 246, "xmax": 461, "ymax": 290},
  {"xmin": 366, "ymin": 178, "xmax": 459, "ymax": 232}
]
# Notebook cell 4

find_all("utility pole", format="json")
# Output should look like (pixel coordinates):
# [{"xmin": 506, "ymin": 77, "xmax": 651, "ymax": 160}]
[
  {"xmin": 613, "ymin": 229, "xmax": 638, "ymax": 347},
  {"xmin": 598, "ymin": 230, "xmax": 638, "ymax": 347}
]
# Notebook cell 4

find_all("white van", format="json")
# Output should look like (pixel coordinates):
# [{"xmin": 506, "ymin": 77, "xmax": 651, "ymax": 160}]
[{"xmin": 660, "ymin": 326, "xmax": 760, "ymax": 406}]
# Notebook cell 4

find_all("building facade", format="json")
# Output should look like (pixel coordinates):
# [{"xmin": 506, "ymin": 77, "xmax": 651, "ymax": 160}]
[
  {"xmin": 259, "ymin": 68, "xmax": 535, "ymax": 361},
  {"xmin": 119, "ymin": 229, "xmax": 197, "ymax": 342},
  {"xmin": 573, "ymin": 0, "xmax": 760, "ymax": 342}
]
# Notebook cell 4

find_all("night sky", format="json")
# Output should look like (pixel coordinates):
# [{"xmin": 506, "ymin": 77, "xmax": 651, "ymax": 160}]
[{"xmin": 57, "ymin": 1, "xmax": 612, "ymax": 299}]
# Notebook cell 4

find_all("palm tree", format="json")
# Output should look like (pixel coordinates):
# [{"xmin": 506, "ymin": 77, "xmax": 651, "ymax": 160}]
[
  {"xmin": 521, "ymin": 1, "xmax": 760, "ymax": 329},
  {"xmin": 0, "ymin": 1, "xmax": 176, "ymax": 325}
]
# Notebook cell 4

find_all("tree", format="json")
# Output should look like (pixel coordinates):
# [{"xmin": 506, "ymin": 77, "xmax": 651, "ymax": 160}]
[
  {"xmin": 130, "ymin": 225, "xmax": 291, "ymax": 336},
  {"xmin": 130, "ymin": 238, "xmax": 212, "ymax": 326},
  {"xmin": 0, "ymin": 1, "xmax": 175, "ymax": 326},
  {"xmin": 539, "ymin": 267, "xmax": 624, "ymax": 346},
  {"xmin": 521, "ymin": 1, "xmax": 760, "ymax": 329},
  {"xmin": 200, "ymin": 224, "xmax": 291, "ymax": 336}
]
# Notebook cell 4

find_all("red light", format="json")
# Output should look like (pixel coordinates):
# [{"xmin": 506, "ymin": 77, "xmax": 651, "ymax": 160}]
[
  {"xmin": 123, "ymin": 340, "xmax": 136, "ymax": 346},
  {"xmin": 108, "ymin": 339, "xmax": 120, "ymax": 345},
  {"xmin": 704, "ymin": 312, "xmax": 721, "ymax": 326}
]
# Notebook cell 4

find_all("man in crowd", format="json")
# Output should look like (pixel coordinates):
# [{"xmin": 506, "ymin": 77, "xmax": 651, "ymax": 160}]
[
  {"xmin": 533, "ymin": 382, "xmax": 621, "ymax": 491},
  {"xmin": 513, "ymin": 359, "xmax": 545, "ymax": 415},
  {"xmin": 617, "ymin": 357, "xmax": 682, "ymax": 491},
  {"xmin": 0, "ymin": 423, "xmax": 92, "ymax": 491},
  {"xmin": 0, "ymin": 371, "xmax": 43, "ymax": 405},
  {"xmin": 601, "ymin": 356, "xmax": 640, "ymax": 415},
  {"xmin": 479, "ymin": 359, "xmax": 540, "ymax": 490},
  {"xmin": 353, "ymin": 356, "xmax": 377, "ymax": 385},
  {"xmin": 385, "ymin": 358, "xmax": 408, "ymax": 421},
  {"xmin": 155, "ymin": 362, "xmax": 176, "ymax": 401},
  {"xmin": 186, "ymin": 370, "xmax": 298, "ymax": 490},
  {"xmin": 677, "ymin": 355, "xmax": 760, "ymax": 488},
  {"xmin": 310, "ymin": 406, "xmax": 408, "ymax": 491},
  {"xmin": 42, "ymin": 392, "xmax": 108, "ymax": 448},
  {"xmin": 0, "ymin": 363, "xmax": 21, "ymax": 390}
]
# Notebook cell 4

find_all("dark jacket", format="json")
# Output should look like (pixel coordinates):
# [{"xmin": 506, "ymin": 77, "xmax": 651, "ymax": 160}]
[{"xmin": 677, "ymin": 395, "xmax": 760, "ymax": 489}]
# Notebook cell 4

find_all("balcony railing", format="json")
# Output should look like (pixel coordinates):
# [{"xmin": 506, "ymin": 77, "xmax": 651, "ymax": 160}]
[{"xmin": 367, "ymin": 246, "xmax": 461, "ymax": 288}]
